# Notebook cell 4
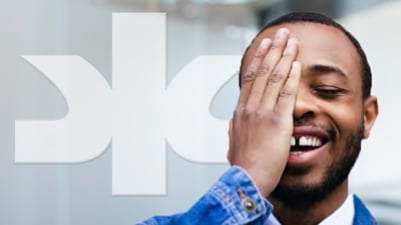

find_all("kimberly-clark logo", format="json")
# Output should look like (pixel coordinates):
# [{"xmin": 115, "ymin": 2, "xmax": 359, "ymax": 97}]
[{"xmin": 15, "ymin": 13, "xmax": 241, "ymax": 195}]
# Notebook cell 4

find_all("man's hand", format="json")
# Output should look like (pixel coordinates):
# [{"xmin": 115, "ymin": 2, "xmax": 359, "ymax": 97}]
[{"xmin": 227, "ymin": 28, "xmax": 300, "ymax": 197}]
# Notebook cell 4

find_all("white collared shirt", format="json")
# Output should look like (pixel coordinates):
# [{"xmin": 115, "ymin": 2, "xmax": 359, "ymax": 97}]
[
  {"xmin": 319, "ymin": 194, "xmax": 354, "ymax": 225},
  {"xmin": 265, "ymin": 194, "xmax": 355, "ymax": 225}
]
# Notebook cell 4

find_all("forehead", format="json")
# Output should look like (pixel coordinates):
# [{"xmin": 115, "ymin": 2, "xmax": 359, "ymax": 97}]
[{"xmin": 242, "ymin": 22, "xmax": 361, "ymax": 82}]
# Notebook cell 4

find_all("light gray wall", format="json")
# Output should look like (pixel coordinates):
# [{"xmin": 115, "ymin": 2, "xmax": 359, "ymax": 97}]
[{"xmin": 1, "ymin": 0, "xmax": 400, "ymax": 224}]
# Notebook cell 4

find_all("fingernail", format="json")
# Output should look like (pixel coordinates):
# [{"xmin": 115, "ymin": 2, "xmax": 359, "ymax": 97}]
[
  {"xmin": 287, "ymin": 38, "xmax": 298, "ymax": 47},
  {"xmin": 292, "ymin": 61, "xmax": 301, "ymax": 71},
  {"xmin": 260, "ymin": 38, "xmax": 270, "ymax": 48},
  {"xmin": 275, "ymin": 28, "xmax": 288, "ymax": 41}
]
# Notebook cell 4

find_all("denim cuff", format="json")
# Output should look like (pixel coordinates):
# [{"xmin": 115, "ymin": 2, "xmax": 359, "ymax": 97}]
[{"xmin": 210, "ymin": 166, "xmax": 272, "ymax": 225}]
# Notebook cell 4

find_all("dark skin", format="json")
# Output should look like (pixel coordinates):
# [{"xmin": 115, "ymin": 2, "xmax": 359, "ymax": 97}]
[{"xmin": 228, "ymin": 22, "xmax": 378, "ymax": 225}]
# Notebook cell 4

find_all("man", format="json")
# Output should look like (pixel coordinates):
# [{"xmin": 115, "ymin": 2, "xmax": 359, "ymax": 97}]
[{"xmin": 140, "ymin": 12, "xmax": 379, "ymax": 225}]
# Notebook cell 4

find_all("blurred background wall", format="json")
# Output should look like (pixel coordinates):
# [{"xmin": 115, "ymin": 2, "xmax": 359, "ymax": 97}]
[{"xmin": 1, "ymin": 0, "xmax": 400, "ymax": 224}]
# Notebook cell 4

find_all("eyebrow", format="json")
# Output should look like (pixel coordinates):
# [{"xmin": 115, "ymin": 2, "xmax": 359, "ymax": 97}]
[{"xmin": 308, "ymin": 64, "xmax": 347, "ymax": 78}]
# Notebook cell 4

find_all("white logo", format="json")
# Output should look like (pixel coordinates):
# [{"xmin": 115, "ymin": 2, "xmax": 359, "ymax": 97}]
[{"xmin": 16, "ymin": 13, "xmax": 241, "ymax": 195}]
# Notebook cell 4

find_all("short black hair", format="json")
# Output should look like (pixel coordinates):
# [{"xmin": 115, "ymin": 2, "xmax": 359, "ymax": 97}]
[{"xmin": 239, "ymin": 12, "xmax": 372, "ymax": 99}]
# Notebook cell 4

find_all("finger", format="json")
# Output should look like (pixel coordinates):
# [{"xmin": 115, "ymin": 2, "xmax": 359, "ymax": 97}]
[
  {"xmin": 236, "ymin": 38, "xmax": 271, "ymax": 108},
  {"xmin": 227, "ymin": 119, "xmax": 233, "ymax": 162},
  {"xmin": 275, "ymin": 61, "xmax": 301, "ymax": 115},
  {"xmin": 262, "ymin": 38, "xmax": 298, "ymax": 107},
  {"xmin": 246, "ymin": 28, "xmax": 290, "ymax": 108},
  {"xmin": 228, "ymin": 119, "xmax": 233, "ymax": 136}
]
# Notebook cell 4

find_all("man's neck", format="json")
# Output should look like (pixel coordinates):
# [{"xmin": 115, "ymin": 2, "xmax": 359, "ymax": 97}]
[{"xmin": 268, "ymin": 181, "xmax": 349, "ymax": 225}]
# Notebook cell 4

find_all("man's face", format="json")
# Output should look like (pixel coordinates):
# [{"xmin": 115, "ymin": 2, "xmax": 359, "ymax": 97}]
[{"xmin": 241, "ymin": 22, "xmax": 374, "ymax": 205}]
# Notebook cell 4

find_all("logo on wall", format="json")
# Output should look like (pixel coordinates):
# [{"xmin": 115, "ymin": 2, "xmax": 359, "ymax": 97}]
[{"xmin": 16, "ymin": 13, "xmax": 240, "ymax": 196}]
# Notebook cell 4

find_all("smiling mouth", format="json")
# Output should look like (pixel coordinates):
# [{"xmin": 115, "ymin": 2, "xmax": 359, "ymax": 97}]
[{"xmin": 290, "ymin": 135, "xmax": 329, "ymax": 152}]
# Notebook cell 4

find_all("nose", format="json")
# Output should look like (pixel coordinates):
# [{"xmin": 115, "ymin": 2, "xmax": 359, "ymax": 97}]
[{"xmin": 293, "ymin": 87, "xmax": 318, "ymax": 121}]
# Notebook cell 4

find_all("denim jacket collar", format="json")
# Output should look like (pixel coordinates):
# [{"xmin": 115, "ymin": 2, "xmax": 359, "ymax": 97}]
[{"xmin": 353, "ymin": 195, "xmax": 378, "ymax": 225}]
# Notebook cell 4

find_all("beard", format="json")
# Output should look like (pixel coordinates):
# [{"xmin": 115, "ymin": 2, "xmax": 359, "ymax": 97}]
[{"xmin": 270, "ymin": 121, "xmax": 364, "ymax": 209}]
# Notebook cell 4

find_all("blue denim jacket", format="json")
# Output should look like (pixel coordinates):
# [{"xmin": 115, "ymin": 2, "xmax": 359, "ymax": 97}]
[{"xmin": 139, "ymin": 166, "xmax": 377, "ymax": 225}]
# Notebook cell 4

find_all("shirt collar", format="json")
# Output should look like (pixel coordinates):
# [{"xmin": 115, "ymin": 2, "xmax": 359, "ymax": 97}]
[
  {"xmin": 318, "ymin": 194, "xmax": 355, "ymax": 225},
  {"xmin": 266, "ymin": 194, "xmax": 355, "ymax": 225}
]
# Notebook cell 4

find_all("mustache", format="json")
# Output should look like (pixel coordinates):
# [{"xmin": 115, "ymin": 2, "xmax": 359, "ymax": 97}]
[{"xmin": 293, "ymin": 117, "xmax": 336, "ymax": 139}]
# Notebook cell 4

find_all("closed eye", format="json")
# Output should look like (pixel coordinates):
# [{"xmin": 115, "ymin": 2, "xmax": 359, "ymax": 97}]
[{"xmin": 312, "ymin": 87, "xmax": 346, "ymax": 99}]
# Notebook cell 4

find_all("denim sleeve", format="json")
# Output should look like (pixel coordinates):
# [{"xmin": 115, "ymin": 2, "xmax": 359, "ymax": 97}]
[{"xmin": 138, "ymin": 166, "xmax": 272, "ymax": 225}]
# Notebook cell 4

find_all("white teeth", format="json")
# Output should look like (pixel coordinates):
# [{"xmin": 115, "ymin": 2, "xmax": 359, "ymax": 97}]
[
  {"xmin": 290, "ymin": 151, "xmax": 303, "ymax": 155},
  {"xmin": 299, "ymin": 136, "xmax": 308, "ymax": 146},
  {"xmin": 291, "ymin": 137, "xmax": 296, "ymax": 146},
  {"xmin": 298, "ymin": 136, "xmax": 322, "ymax": 147}
]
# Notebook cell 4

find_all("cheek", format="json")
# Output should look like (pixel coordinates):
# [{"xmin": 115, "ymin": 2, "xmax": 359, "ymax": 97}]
[
  {"xmin": 321, "ymin": 99, "xmax": 364, "ymax": 138},
  {"xmin": 336, "ymin": 106, "xmax": 362, "ymax": 125}
]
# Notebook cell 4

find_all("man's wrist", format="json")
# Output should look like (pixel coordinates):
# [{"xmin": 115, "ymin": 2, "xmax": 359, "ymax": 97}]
[{"xmin": 209, "ymin": 166, "xmax": 272, "ymax": 224}]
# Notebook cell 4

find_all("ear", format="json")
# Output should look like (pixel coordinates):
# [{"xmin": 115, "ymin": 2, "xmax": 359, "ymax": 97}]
[{"xmin": 363, "ymin": 96, "xmax": 378, "ymax": 139}]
